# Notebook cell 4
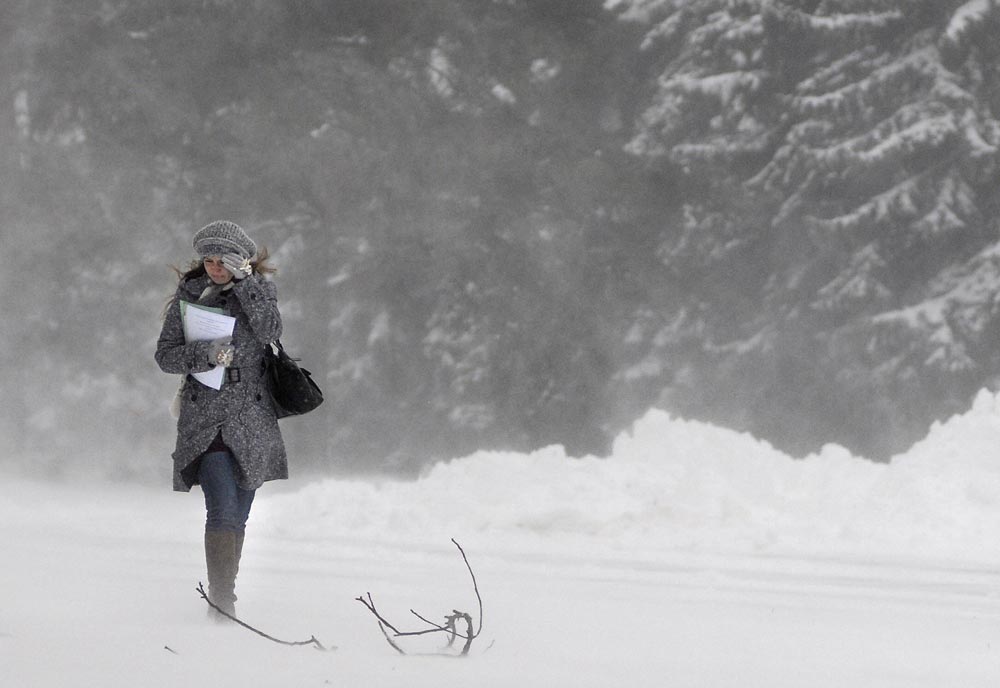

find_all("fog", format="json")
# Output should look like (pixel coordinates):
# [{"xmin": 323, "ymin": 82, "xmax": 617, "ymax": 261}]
[{"xmin": 4, "ymin": 1, "xmax": 1000, "ymax": 483}]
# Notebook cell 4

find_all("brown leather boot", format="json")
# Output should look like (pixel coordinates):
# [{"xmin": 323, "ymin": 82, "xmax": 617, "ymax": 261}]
[
  {"xmin": 235, "ymin": 530, "xmax": 245, "ymax": 578},
  {"xmin": 204, "ymin": 529, "xmax": 238, "ymax": 620}
]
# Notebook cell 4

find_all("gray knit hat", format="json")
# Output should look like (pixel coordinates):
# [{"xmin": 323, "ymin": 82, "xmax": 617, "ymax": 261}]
[{"xmin": 192, "ymin": 220, "xmax": 257, "ymax": 259}]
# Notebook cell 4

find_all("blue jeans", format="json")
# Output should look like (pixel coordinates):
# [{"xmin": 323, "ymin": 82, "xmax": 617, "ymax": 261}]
[{"xmin": 198, "ymin": 451, "xmax": 255, "ymax": 533}]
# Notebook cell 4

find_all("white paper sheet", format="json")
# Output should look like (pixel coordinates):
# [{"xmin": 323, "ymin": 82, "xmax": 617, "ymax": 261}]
[{"xmin": 180, "ymin": 301, "xmax": 236, "ymax": 390}]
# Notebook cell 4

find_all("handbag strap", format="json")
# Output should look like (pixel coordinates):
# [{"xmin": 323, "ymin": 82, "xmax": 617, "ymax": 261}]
[{"xmin": 271, "ymin": 339, "xmax": 299, "ymax": 361}]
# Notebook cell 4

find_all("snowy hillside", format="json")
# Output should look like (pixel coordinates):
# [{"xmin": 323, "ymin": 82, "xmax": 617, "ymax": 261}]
[{"xmin": 4, "ymin": 394, "xmax": 1000, "ymax": 686}]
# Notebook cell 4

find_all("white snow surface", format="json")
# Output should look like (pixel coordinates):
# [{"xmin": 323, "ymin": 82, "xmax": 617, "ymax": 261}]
[{"xmin": 5, "ymin": 392, "xmax": 1000, "ymax": 686}]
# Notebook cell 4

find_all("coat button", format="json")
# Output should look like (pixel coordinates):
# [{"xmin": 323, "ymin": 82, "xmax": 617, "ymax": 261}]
[
  {"xmin": 256, "ymin": 393, "xmax": 262, "ymax": 401},
  {"xmin": 190, "ymin": 393, "xmax": 197, "ymax": 401}
]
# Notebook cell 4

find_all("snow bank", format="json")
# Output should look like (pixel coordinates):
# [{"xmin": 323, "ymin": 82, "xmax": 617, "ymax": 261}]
[{"xmin": 258, "ymin": 389, "xmax": 1000, "ymax": 565}]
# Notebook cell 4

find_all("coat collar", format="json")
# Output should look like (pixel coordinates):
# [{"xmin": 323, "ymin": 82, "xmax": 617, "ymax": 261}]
[
  {"xmin": 181, "ymin": 274, "xmax": 236, "ymax": 304},
  {"xmin": 179, "ymin": 274, "xmax": 212, "ymax": 300}
]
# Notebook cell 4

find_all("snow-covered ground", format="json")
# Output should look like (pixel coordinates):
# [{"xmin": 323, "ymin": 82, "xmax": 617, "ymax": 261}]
[{"xmin": 5, "ymin": 391, "xmax": 1000, "ymax": 686}]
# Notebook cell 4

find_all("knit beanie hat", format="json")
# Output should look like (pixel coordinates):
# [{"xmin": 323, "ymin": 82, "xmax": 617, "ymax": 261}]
[{"xmin": 192, "ymin": 220, "xmax": 257, "ymax": 260}]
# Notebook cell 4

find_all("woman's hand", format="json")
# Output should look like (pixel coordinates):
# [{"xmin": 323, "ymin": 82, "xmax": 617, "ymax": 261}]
[
  {"xmin": 207, "ymin": 337, "xmax": 235, "ymax": 367},
  {"xmin": 222, "ymin": 253, "xmax": 252, "ymax": 281}
]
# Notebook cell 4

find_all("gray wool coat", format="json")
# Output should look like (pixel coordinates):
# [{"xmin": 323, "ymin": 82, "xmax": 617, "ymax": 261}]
[{"xmin": 156, "ymin": 272, "xmax": 287, "ymax": 492}]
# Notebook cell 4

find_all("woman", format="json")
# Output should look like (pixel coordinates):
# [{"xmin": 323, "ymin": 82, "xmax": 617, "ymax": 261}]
[{"xmin": 155, "ymin": 220, "xmax": 287, "ymax": 619}]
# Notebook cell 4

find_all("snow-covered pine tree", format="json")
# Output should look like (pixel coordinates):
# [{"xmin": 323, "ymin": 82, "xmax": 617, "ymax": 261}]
[{"xmin": 614, "ymin": 0, "xmax": 1000, "ymax": 457}]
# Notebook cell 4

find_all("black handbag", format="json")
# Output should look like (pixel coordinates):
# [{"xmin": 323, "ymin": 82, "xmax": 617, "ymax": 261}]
[{"xmin": 265, "ymin": 339, "xmax": 323, "ymax": 418}]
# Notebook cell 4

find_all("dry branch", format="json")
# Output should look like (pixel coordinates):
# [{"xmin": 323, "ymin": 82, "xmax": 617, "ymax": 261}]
[
  {"xmin": 195, "ymin": 582, "xmax": 331, "ymax": 651},
  {"xmin": 356, "ymin": 538, "xmax": 483, "ymax": 656}
]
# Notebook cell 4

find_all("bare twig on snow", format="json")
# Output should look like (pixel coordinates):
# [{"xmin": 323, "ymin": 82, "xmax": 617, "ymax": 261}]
[
  {"xmin": 356, "ymin": 538, "xmax": 483, "ymax": 656},
  {"xmin": 195, "ymin": 582, "xmax": 331, "ymax": 651}
]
